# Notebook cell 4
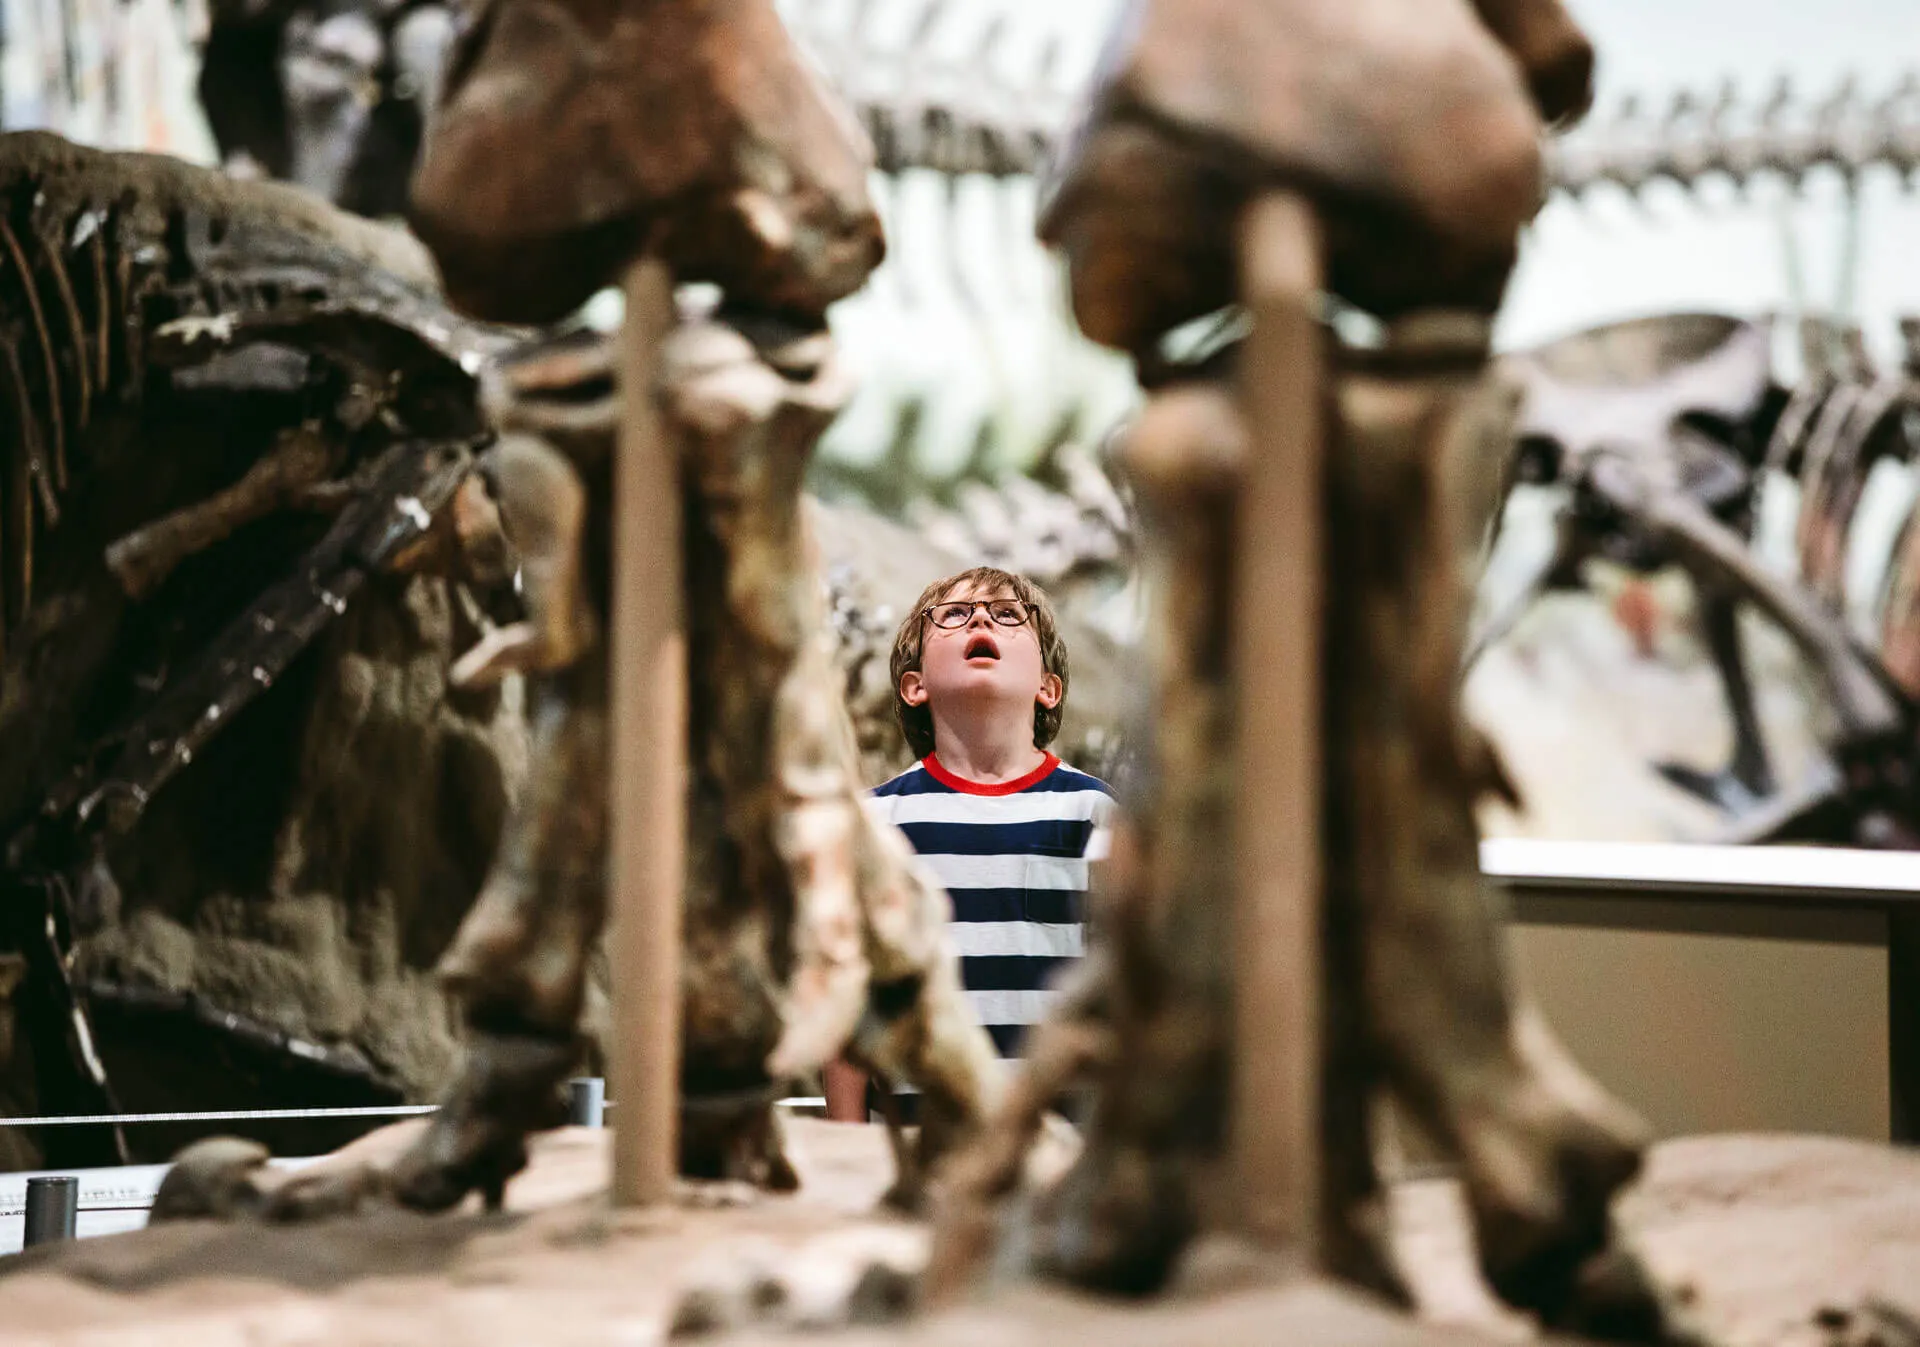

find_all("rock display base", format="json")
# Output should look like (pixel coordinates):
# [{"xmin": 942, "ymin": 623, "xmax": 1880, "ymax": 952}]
[{"xmin": 0, "ymin": 1123, "xmax": 1915, "ymax": 1346}]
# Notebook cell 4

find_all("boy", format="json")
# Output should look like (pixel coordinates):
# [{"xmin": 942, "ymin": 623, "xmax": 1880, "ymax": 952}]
[{"xmin": 825, "ymin": 566, "xmax": 1116, "ymax": 1119}]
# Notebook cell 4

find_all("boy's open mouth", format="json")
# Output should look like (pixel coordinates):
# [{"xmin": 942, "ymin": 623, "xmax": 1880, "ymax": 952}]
[{"xmin": 963, "ymin": 633, "xmax": 1001, "ymax": 661}]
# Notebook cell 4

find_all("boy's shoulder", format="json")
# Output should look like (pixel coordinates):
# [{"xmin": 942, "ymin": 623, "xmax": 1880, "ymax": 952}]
[
  {"xmin": 1037, "ymin": 759, "xmax": 1117, "ymax": 800},
  {"xmin": 870, "ymin": 759, "xmax": 940, "ymax": 799}
]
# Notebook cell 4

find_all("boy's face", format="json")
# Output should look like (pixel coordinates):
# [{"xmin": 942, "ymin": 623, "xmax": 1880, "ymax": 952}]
[{"xmin": 900, "ymin": 580, "xmax": 1062, "ymax": 726}]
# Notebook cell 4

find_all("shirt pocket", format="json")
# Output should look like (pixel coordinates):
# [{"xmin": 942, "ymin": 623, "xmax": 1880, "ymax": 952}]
[
  {"xmin": 1024, "ymin": 817, "xmax": 1093, "ymax": 860},
  {"xmin": 1022, "ymin": 852, "xmax": 1086, "ymax": 932}
]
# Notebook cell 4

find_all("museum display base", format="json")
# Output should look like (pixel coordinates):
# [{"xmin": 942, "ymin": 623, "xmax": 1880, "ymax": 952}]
[{"xmin": 0, "ymin": 1120, "xmax": 1915, "ymax": 1346}]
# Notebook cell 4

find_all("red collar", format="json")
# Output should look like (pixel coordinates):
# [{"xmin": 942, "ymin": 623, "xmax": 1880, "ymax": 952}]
[{"xmin": 923, "ymin": 752, "xmax": 1060, "ymax": 796}]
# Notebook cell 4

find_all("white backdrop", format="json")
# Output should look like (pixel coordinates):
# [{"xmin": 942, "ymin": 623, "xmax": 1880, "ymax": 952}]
[
  {"xmin": 1505, "ymin": 0, "xmax": 1920, "ymax": 358},
  {"xmin": 1, "ymin": 0, "xmax": 1914, "ymax": 459}
]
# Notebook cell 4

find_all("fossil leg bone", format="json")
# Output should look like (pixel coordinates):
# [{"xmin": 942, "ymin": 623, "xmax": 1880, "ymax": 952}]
[
  {"xmin": 378, "ymin": 0, "xmax": 996, "ymax": 1213},
  {"xmin": 662, "ymin": 310, "xmax": 1000, "ymax": 1199},
  {"xmin": 1036, "ymin": 375, "xmax": 1246, "ymax": 1294},
  {"xmin": 1329, "ymin": 333, "xmax": 1666, "ymax": 1337}
]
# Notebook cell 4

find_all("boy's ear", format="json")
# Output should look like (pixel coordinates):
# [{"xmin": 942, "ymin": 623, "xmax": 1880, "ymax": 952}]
[
  {"xmin": 1036, "ymin": 672, "xmax": 1063, "ymax": 710},
  {"xmin": 900, "ymin": 670, "xmax": 929, "ymax": 708}
]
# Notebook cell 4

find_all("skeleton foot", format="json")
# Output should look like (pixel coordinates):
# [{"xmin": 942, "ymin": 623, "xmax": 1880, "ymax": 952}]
[
  {"xmin": 1376, "ymin": 973, "xmax": 1659, "ymax": 1330},
  {"xmin": 1030, "ymin": 1138, "xmax": 1197, "ymax": 1296},
  {"xmin": 150, "ymin": 1137, "xmax": 276, "ymax": 1221},
  {"xmin": 1454, "ymin": 1093, "xmax": 1643, "ymax": 1321},
  {"xmin": 847, "ymin": 956, "xmax": 1003, "ymax": 1215},
  {"xmin": 679, "ymin": 1089, "xmax": 802, "ymax": 1191},
  {"xmin": 437, "ymin": 660, "xmax": 607, "ymax": 1028},
  {"xmin": 389, "ymin": 1030, "xmax": 579, "ymax": 1213},
  {"xmin": 1443, "ymin": 1007, "xmax": 1670, "ymax": 1338},
  {"xmin": 871, "ymin": 1076, "xmax": 924, "ymax": 1215},
  {"xmin": 151, "ymin": 1136, "xmax": 397, "ymax": 1224},
  {"xmin": 156, "ymin": 1038, "xmax": 578, "ymax": 1224}
]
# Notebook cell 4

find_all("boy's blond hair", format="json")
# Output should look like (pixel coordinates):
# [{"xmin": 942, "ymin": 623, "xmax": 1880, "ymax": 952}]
[{"xmin": 889, "ymin": 566, "xmax": 1070, "ymax": 762}]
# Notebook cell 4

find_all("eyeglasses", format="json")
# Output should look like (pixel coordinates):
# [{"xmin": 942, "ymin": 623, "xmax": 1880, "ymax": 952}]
[{"xmin": 924, "ymin": 598, "xmax": 1033, "ymax": 630}]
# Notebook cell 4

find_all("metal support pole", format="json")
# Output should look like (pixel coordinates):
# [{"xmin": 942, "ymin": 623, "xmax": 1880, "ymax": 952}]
[
  {"xmin": 609, "ymin": 258, "xmax": 685, "ymax": 1207},
  {"xmin": 569, "ymin": 1076, "xmax": 607, "ymax": 1128},
  {"xmin": 1892, "ymin": 909, "xmax": 1920, "ymax": 1144},
  {"xmin": 23, "ymin": 1176, "xmax": 79, "ymax": 1247},
  {"xmin": 1232, "ymin": 192, "xmax": 1324, "ymax": 1251}
]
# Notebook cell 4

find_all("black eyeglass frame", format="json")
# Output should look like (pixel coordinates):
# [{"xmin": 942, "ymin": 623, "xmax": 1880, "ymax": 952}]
[{"xmin": 921, "ymin": 599, "xmax": 1035, "ymax": 630}]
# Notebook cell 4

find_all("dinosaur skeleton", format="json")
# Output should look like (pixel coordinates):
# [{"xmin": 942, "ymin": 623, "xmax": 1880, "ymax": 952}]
[
  {"xmin": 1549, "ymin": 73, "xmax": 1920, "ymax": 200},
  {"xmin": 1474, "ymin": 310, "xmax": 1920, "ymax": 847},
  {"xmin": 142, "ymin": 0, "xmax": 1015, "ymax": 1217},
  {"xmin": 12, "ymin": 6, "xmax": 1899, "ymax": 1336},
  {"xmin": 918, "ymin": 0, "xmax": 1692, "ymax": 1338},
  {"xmin": 0, "ymin": 129, "xmax": 506, "ymax": 1166},
  {"xmin": 1477, "ymin": 314, "xmax": 1805, "ymax": 812},
  {"xmin": 187, "ymin": 0, "xmax": 1920, "ymax": 211},
  {"xmin": 149, "ymin": 0, "xmax": 1690, "ymax": 1331},
  {"xmin": 0, "ymin": 126, "xmax": 1032, "ymax": 1193}
]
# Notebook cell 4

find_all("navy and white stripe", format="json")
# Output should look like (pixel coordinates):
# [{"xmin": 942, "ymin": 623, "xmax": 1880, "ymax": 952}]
[{"xmin": 870, "ymin": 753, "xmax": 1116, "ymax": 1057}]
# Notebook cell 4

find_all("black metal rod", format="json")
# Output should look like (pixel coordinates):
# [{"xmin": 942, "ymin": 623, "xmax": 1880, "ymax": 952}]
[{"xmin": 22, "ymin": 1177, "xmax": 79, "ymax": 1247}]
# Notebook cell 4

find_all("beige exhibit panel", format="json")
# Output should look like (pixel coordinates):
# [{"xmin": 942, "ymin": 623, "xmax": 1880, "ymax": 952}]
[{"xmin": 1484, "ymin": 840, "xmax": 1917, "ymax": 1144}]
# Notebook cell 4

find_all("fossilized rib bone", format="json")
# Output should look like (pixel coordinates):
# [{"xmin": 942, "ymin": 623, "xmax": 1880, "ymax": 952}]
[
  {"xmin": 0, "ymin": 131, "xmax": 510, "ymax": 848},
  {"xmin": 0, "ymin": 131, "xmax": 476, "ymax": 642}
]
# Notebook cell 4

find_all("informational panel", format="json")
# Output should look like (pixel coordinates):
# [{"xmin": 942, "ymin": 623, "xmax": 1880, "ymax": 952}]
[
  {"xmin": 1510, "ymin": 893, "xmax": 1891, "ymax": 1142},
  {"xmin": 1477, "ymin": 840, "xmax": 1920, "ymax": 1145}
]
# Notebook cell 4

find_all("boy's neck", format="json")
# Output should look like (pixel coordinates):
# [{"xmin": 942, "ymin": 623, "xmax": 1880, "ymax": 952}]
[{"xmin": 927, "ymin": 708, "xmax": 1049, "ymax": 785}]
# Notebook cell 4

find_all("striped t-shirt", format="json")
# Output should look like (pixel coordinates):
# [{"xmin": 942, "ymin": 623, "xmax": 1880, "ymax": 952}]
[{"xmin": 868, "ymin": 752, "xmax": 1117, "ymax": 1057}]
